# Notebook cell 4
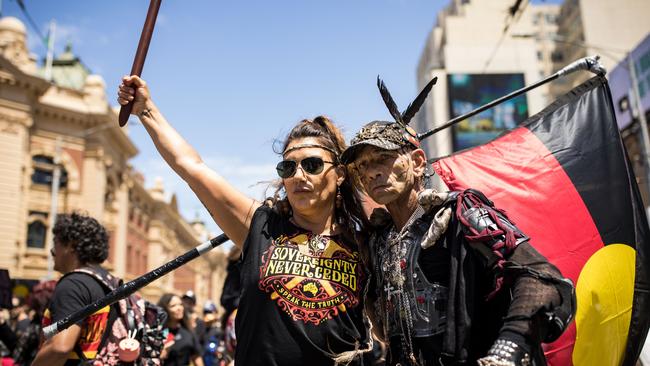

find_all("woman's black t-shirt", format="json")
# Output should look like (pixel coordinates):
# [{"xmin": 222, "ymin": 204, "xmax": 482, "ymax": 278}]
[
  {"xmin": 235, "ymin": 206, "xmax": 368, "ymax": 366},
  {"xmin": 163, "ymin": 326, "xmax": 201, "ymax": 366}
]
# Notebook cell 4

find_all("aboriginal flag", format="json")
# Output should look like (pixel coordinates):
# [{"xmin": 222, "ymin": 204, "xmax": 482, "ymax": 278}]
[{"xmin": 432, "ymin": 76, "xmax": 650, "ymax": 366}]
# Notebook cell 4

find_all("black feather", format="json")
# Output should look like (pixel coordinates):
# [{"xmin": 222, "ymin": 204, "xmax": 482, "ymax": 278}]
[
  {"xmin": 401, "ymin": 77, "xmax": 437, "ymax": 125},
  {"xmin": 377, "ymin": 76, "xmax": 404, "ymax": 125}
]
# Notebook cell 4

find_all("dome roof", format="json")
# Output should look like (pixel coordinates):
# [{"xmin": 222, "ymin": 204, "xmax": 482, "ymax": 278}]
[{"xmin": 0, "ymin": 17, "xmax": 27, "ymax": 34}]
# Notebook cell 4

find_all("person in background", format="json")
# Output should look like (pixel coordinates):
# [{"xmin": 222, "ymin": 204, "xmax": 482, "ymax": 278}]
[
  {"xmin": 198, "ymin": 301, "xmax": 225, "ymax": 366},
  {"xmin": 12, "ymin": 280, "xmax": 57, "ymax": 366},
  {"xmin": 218, "ymin": 246, "xmax": 241, "ymax": 345},
  {"xmin": 9, "ymin": 298, "xmax": 29, "ymax": 338},
  {"xmin": 182, "ymin": 291, "xmax": 199, "ymax": 330},
  {"xmin": 0, "ymin": 308, "xmax": 17, "ymax": 366},
  {"xmin": 158, "ymin": 293, "xmax": 203, "ymax": 366},
  {"xmin": 32, "ymin": 212, "xmax": 113, "ymax": 366}
]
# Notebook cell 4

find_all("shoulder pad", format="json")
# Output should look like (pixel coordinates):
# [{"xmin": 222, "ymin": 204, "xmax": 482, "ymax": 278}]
[{"xmin": 456, "ymin": 189, "xmax": 529, "ymax": 267}]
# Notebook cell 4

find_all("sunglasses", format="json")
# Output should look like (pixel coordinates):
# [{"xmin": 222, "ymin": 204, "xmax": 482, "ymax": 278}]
[{"xmin": 276, "ymin": 156, "xmax": 336, "ymax": 179}]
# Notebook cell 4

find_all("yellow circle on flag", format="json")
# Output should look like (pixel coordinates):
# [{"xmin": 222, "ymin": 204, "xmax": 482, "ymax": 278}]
[{"xmin": 573, "ymin": 244, "xmax": 635, "ymax": 366}]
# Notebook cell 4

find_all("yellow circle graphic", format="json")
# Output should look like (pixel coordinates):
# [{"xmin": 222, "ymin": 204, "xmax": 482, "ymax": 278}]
[{"xmin": 573, "ymin": 244, "xmax": 635, "ymax": 366}]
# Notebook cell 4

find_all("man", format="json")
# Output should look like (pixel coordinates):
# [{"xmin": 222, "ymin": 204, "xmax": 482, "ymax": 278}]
[
  {"xmin": 182, "ymin": 290, "xmax": 200, "ymax": 329},
  {"xmin": 32, "ymin": 212, "xmax": 112, "ymax": 366},
  {"xmin": 340, "ymin": 78, "xmax": 575, "ymax": 365},
  {"xmin": 197, "ymin": 300, "xmax": 226, "ymax": 366}
]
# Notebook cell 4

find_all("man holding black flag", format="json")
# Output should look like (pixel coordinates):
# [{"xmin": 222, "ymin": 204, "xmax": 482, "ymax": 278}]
[{"xmin": 341, "ymin": 78, "xmax": 575, "ymax": 365}]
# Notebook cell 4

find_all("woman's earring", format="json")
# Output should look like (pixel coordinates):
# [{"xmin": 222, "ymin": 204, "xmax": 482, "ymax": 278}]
[{"xmin": 335, "ymin": 185, "xmax": 343, "ymax": 209}]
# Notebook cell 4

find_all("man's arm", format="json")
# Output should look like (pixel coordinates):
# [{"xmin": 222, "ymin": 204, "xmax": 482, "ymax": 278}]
[
  {"xmin": 31, "ymin": 325, "xmax": 81, "ymax": 366},
  {"xmin": 499, "ymin": 242, "xmax": 574, "ymax": 343},
  {"xmin": 479, "ymin": 242, "xmax": 575, "ymax": 365}
]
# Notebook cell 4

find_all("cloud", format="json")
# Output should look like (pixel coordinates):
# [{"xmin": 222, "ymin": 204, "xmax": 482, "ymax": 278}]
[{"xmin": 54, "ymin": 23, "xmax": 83, "ymax": 48}]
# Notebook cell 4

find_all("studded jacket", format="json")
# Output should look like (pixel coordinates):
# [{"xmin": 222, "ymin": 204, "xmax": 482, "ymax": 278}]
[{"xmin": 364, "ymin": 190, "xmax": 574, "ymax": 365}]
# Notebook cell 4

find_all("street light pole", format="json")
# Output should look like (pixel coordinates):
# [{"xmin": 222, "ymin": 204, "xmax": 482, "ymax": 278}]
[{"xmin": 46, "ymin": 136, "xmax": 62, "ymax": 279}]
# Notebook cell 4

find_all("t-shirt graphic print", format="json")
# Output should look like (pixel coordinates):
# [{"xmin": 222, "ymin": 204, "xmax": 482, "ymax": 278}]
[{"xmin": 258, "ymin": 232, "xmax": 362, "ymax": 325}]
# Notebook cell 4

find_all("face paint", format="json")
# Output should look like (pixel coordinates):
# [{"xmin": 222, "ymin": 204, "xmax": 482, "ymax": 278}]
[{"xmin": 355, "ymin": 146, "xmax": 417, "ymax": 205}]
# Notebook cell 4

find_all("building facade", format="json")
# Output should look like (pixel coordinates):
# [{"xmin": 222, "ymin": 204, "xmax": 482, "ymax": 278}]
[
  {"xmin": 550, "ymin": 0, "xmax": 650, "ymax": 96},
  {"xmin": 0, "ymin": 16, "xmax": 227, "ymax": 308},
  {"xmin": 416, "ymin": 0, "xmax": 559, "ymax": 182}
]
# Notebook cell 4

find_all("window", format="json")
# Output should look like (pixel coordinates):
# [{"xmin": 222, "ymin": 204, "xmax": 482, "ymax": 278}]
[
  {"xmin": 31, "ymin": 155, "xmax": 68, "ymax": 188},
  {"xmin": 545, "ymin": 13, "xmax": 557, "ymax": 24},
  {"xmin": 27, "ymin": 221, "xmax": 47, "ymax": 248}
]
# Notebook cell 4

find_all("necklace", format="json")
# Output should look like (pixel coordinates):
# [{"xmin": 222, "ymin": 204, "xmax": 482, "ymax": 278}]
[
  {"xmin": 289, "ymin": 217, "xmax": 335, "ymax": 256},
  {"xmin": 379, "ymin": 205, "xmax": 424, "ymax": 365}
]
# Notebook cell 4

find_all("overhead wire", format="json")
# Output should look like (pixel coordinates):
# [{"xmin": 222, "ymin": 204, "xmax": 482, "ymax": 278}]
[
  {"xmin": 481, "ymin": 0, "xmax": 529, "ymax": 73},
  {"xmin": 12, "ymin": 0, "xmax": 48, "ymax": 47}
]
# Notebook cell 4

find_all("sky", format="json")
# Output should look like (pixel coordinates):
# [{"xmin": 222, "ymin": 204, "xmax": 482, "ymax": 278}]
[{"xmin": 2, "ymin": 0, "xmax": 558, "ymax": 239}]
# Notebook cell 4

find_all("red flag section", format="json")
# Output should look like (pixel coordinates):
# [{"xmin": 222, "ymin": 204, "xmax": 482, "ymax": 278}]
[{"xmin": 432, "ymin": 77, "xmax": 650, "ymax": 366}]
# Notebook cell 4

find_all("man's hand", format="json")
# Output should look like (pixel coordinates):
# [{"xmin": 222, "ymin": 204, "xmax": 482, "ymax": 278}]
[
  {"xmin": 417, "ymin": 189, "xmax": 449, "ymax": 211},
  {"xmin": 421, "ymin": 206, "xmax": 452, "ymax": 249},
  {"xmin": 417, "ymin": 189, "xmax": 452, "ymax": 249}
]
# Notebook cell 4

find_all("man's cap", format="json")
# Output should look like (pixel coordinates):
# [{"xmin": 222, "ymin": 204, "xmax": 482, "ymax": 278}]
[
  {"xmin": 341, "ymin": 121, "xmax": 419, "ymax": 164},
  {"xmin": 203, "ymin": 300, "xmax": 217, "ymax": 313},
  {"xmin": 341, "ymin": 76, "xmax": 437, "ymax": 164},
  {"xmin": 182, "ymin": 290, "xmax": 196, "ymax": 304}
]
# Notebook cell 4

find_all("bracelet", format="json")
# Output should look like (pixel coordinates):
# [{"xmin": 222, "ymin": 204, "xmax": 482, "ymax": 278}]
[{"xmin": 477, "ymin": 339, "xmax": 531, "ymax": 366}]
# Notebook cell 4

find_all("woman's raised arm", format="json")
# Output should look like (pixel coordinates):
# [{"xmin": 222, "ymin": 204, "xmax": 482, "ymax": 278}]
[{"xmin": 117, "ymin": 75, "xmax": 260, "ymax": 247}]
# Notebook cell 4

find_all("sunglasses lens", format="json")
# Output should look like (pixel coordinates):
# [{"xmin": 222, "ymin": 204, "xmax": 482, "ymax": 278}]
[
  {"xmin": 276, "ymin": 160, "xmax": 297, "ymax": 178},
  {"xmin": 301, "ymin": 157, "xmax": 325, "ymax": 175}
]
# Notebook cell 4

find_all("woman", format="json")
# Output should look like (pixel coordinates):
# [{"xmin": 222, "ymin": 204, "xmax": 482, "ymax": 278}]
[
  {"xmin": 158, "ymin": 293, "xmax": 203, "ymax": 366},
  {"xmin": 118, "ymin": 77, "xmax": 370, "ymax": 366}
]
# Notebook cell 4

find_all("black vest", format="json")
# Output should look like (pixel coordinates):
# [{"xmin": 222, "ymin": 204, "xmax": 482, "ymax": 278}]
[{"xmin": 369, "ymin": 208, "xmax": 449, "ymax": 340}]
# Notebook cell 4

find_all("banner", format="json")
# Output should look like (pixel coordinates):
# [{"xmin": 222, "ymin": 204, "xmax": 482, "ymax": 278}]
[
  {"xmin": 447, "ymin": 73, "xmax": 528, "ymax": 151},
  {"xmin": 433, "ymin": 76, "xmax": 650, "ymax": 365}
]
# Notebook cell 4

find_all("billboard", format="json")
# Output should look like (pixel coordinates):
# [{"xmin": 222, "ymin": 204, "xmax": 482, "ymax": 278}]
[
  {"xmin": 448, "ymin": 73, "xmax": 528, "ymax": 151},
  {"xmin": 608, "ymin": 33, "xmax": 650, "ymax": 130}
]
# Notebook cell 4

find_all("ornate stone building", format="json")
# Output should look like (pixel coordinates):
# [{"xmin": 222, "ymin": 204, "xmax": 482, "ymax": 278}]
[{"xmin": 0, "ymin": 16, "xmax": 227, "ymax": 308}]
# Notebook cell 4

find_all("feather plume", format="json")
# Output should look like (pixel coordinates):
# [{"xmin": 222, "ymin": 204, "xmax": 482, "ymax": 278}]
[
  {"xmin": 401, "ymin": 77, "xmax": 438, "ymax": 125},
  {"xmin": 377, "ymin": 76, "xmax": 404, "ymax": 126}
]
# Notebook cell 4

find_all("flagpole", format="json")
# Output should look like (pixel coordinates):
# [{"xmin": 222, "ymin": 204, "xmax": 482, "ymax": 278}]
[
  {"xmin": 43, "ymin": 20, "xmax": 56, "ymax": 82},
  {"xmin": 417, "ymin": 55, "xmax": 606, "ymax": 141}
]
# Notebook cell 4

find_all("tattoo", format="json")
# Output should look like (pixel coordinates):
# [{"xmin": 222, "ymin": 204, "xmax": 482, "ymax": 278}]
[{"xmin": 140, "ymin": 108, "xmax": 153, "ymax": 119}]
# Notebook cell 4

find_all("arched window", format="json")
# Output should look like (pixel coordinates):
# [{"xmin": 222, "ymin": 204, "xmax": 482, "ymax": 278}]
[
  {"xmin": 27, "ymin": 221, "xmax": 47, "ymax": 248},
  {"xmin": 31, "ymin": 155, "xmax": 68, "ymax": 188}
]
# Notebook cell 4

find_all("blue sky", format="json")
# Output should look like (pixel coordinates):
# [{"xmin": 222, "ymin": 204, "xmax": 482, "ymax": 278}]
[{"xmin": 3, "ymin": 0, "xmax": 558, "ymax": 237}]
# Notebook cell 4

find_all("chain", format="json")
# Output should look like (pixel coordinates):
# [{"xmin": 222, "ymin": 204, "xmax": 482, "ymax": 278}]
[{"xmin": 379, "ymin": 206, "xmax": 424, "ymax": 365}]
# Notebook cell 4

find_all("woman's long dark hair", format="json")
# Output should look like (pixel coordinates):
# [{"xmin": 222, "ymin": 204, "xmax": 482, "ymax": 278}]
[
  {"xmin": 273, "ymin": 116, "xmax": 368, "ymax": 244},
  {"xmin": 157, "ymin": 293, "xmax": 192, "ymax": 330}
]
